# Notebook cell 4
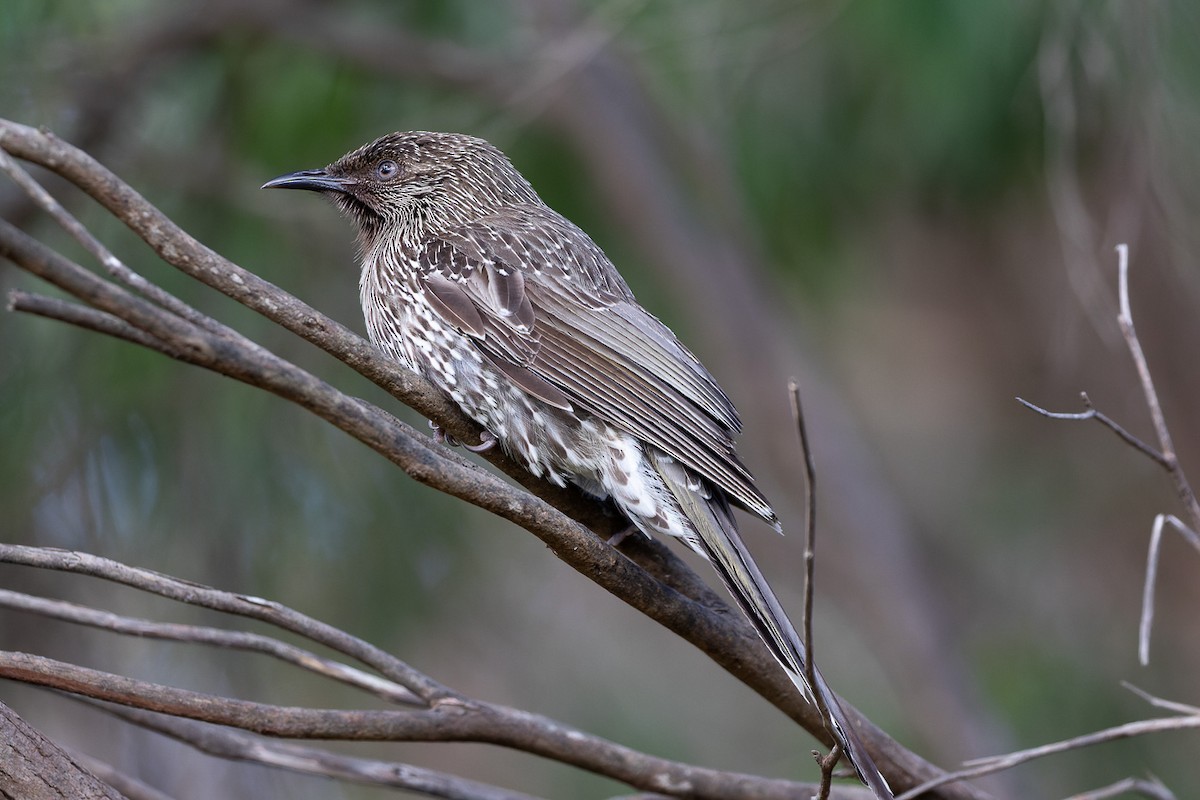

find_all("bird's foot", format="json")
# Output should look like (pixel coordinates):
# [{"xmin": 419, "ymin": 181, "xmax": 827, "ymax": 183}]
[
  {"xmin": 429, "ymin": 421, "xmax": 496, "ymax": 452},
  {"xmin": 463, "ymin": 430, "xmax": 497, "ymax": 452},
  {"xmin": 429, "ymin": 420, "xmax": 461, "ymax": 448},
  {"xmin": 606, "ymin": 523, "xmax": 637, "ymax": 548}
]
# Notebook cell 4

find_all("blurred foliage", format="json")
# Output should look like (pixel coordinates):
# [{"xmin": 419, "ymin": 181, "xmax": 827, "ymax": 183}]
[{"xmin": 3, "ymin": 1, "xmax": 1200, "ymax": 798}]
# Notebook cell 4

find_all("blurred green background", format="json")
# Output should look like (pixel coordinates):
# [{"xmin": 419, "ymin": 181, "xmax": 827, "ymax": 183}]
[{"xmin": 3, "ymin": 1, "xmax": 1199, "ymax": 797}]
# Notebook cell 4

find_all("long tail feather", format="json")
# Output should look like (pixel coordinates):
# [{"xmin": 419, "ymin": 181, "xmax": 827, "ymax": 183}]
[{"xmin": 649, "ymin": 451, "xmax": 893, "ymax": 799}]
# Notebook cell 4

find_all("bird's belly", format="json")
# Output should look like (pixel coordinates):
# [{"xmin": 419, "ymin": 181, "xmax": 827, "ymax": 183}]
[
  {"xmin": 370, "ymin": 308, "xmax": 688, "ymax": 540},
  {"xmin": 449, "ymin": 360, "xmax": 690, "ymax": 540}
]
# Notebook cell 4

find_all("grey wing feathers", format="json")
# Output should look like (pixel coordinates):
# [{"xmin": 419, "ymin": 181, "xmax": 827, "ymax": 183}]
[
  {"xmin": 417, "ymin": 205, "xmax": 775, "ymax": 523},
  {"xmin": 531, "ymin": 302, "xmax": 771, "ymax": 521}
]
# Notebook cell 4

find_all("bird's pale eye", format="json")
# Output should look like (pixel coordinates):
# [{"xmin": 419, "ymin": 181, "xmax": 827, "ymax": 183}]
[{"xmin": 376, "ymin": 159, "xmax": 399, "ymax": 180}]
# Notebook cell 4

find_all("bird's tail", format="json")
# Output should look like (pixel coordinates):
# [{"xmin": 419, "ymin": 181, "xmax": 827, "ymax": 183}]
[{"xmin": 649, "ymin": 452, "xmax": 893, "ymax": 800}]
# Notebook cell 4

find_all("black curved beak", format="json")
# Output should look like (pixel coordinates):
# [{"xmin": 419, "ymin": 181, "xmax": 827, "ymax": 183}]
[{"xmin": 261, "ymin": 168, "xmax": 351, "ymax": 193}]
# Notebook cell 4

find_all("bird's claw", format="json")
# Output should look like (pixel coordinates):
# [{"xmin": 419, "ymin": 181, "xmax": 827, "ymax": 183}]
[
  {"xmin": 606, "ymin": 524, "xmax": 636, "ymax": 548},
  {"xmin": 429, "ymin": 420, "xmax": 459, "ymax": 447},
  {"xmin": 462, "ymin": 430, "xmax": 497, "ymax": 452},
  {"xmin": 429, "ymin": 421, "xmax": 495, "ymax": 452}
]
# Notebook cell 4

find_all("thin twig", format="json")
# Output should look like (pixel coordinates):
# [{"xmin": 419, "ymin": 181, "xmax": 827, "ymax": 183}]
[
  {"xmin": 1121, "ymin": 682, "xmax": 1200, "ymax": 717},
  {"xmin": 0, "ymin": 146, "xmax": 223, "ymax": 334},
  {"xmin": 788, "ymin": 380, "xmax": 820, "ymax": 709},
  {"xmin": 1132, "ymin": 513, "xmax": 1200, "ymax": 671},
  {"xmin": 813, "ymin": 744, "xmax": 843, "ymax": 800},
  {"xmin": 1064, "ymin": 776, "xmax": 1174, "ymax": 800},
  {"xmin": 1116, "ymin": 245, "xmax": 1171, "ymax": 465},
  {"xmin": 961, "ymin": 716, "xmax": 1200, "ymax": 768},
  {"xmin": 1021, "ymin": 245, "xmax": 1200, "ymax": 669},
  {"xmin": 0, "ymin": 588, "xmax": 422, "ymax": 706},
  {"xmin": 1019, "ymin": 246, "xmax": 1200, "ymax": 523},
  {"xmin": 895, "ymin": 715, "xmax": 1200, "ymax": 800},
  {"xmin": 81, "ymin": 700, "xmax": 545, "ymax": 800},
  {"xmin": 1115, "ymin": 244, "xmax": 1200, "ymax": 532},
  {"xmin": 8, "ymin": 289, "xmax": 187, "ymax": 359},
  {"xmin": 1138, "ymin": 514, "xmax": 1166, "ymax": 666},
  {"xmin": 0, "ymin": 543, "xmax": 446, "ymax": 701},
  {"xmin": 1015, "ymin": 394, "xmax": 1168, "ymax": 467},
  {"xmin": 789, "ymin": 379, "xmax": 840, "ymax": 795}
]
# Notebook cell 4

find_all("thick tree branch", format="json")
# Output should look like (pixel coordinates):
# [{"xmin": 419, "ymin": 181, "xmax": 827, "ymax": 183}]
[
  {"xmin": 61, "ymin": 752, "xmax": 175, "ymax": 800},
  {"xmin": 0, "ymin": 701, "xmax": 128, "ymax": 800}
]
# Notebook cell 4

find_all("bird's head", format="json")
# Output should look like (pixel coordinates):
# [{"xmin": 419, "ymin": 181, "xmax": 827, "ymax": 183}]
[{"xmin": 262, "ymin": 131, "xmax": 539, "ymax": 243}]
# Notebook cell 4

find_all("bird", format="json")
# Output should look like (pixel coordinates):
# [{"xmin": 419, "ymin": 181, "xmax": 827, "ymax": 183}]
[{"xmin": 263, "ymin": 131, "xmax": 891, "ymax": 798}]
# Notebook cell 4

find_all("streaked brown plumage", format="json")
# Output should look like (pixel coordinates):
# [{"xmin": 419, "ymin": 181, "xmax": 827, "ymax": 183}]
[{"xmin": 264, "ymin": 131, "xmax": 890, "ymax": 797}]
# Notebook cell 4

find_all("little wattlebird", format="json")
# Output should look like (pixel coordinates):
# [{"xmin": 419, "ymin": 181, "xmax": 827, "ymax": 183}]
[{"xmin": 264, "ymin": 131, "xmax": 891, "ymax": 798}]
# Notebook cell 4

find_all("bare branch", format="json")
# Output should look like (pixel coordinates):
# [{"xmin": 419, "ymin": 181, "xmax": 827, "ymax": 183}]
[
  {"xmin": 1, "ymin": 650, "xmax": 826, "ymax": 800},
  {"xmin": 0, "ymin": 543, "xmax": 445, "ymax": 700},
  {"xmin": 1019, "ymin": 246, "xmax": 1200, "ymax": 528},
  {"xmin": 1114, "ymin": 244, "xmax": 1200, "ymax": 532},
  {"xmin": 789, "ymin": 378, "xmax": 842, "ymax": 791},
  {"xmin": 1135, "ymin": 515, "xmax": 1200, "ymax": 667},
  {"xmin": 1139, "ymin": 514, "xmax": 1167, "ymax": 666},
  {"xmin": 1064, "ymin": 776, "xmax": 1175, "ymax": 800},
  {"xmin": 1121, "ymin": 683, "xmax": 1200, "ymax": 717},
  {"xmin": 1015, "ymin": 394, "xmax": 1168, "ymax": 467},
  {"xmin": 1020, "ymin": 245, "xmax": 1200, "ymax": 674},
  {"xmin": 7, "ymin": 289, "xmax": 186, "ymax": 359},
  {"xmin": 0, "ymin": 588, "xmax": 422, "ymax": 706},
  {"xmin": 83, "ymin": 701, "xmax": 545, "ymax": 800},
  {"xmin": 895, "ymin": 714, "xmax": 1200, "ymax": 800},
  {"xmin": 788, "ymin": 380, "xmax": 820, "ymax": 696},
  {"xmin": 0, "ymin": 147, "xmax": 220, "ymax": 333},
  {"xmin": 959, "ymin": 719, "xmax": 1200, "ymax": 770}
]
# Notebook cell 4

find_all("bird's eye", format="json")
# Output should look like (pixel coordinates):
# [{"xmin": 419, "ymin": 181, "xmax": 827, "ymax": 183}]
[{"xmin": 376, "ymin": 159, "xmax": 399, "ymax": 180}]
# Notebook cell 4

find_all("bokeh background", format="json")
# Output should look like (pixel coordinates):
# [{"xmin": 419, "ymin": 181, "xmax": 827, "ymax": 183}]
[{"xmin": 3, "ymin": 1, "xmax": 1199, "ymax": 797}]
